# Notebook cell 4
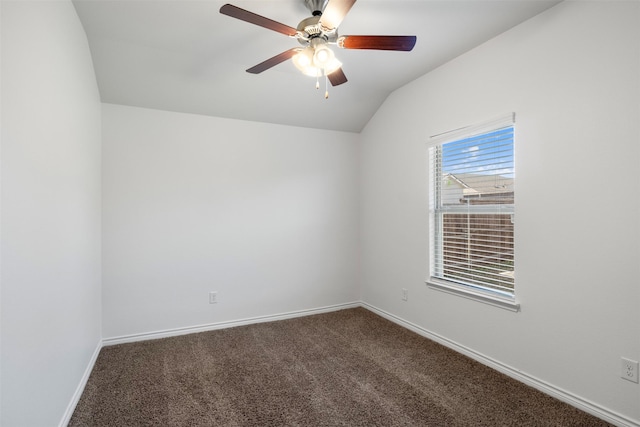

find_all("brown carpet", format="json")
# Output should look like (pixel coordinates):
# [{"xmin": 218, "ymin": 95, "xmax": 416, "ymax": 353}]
[{"xmin": 70, "ymin": 307, "xmax": 611, "ymax": 426}]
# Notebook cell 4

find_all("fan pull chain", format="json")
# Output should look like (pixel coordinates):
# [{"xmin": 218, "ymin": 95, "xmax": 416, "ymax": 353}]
[
  {"xmin": 324, "ymin": 72, "xmax": 329, "ymax": 99},
  {"xmin": 316, "ymin": 72, "xmax": 320, "ymax": 90}
]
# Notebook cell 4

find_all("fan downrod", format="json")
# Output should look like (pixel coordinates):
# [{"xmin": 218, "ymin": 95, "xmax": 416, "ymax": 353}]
[{"xmin": 304, "ymin": 0, "xmax": 328, "ymax": 16}]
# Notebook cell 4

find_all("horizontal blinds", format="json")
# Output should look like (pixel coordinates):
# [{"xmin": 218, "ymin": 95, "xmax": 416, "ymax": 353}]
[
  {"xmin": 429, "ymin": 116, "xmax": 515, "ymax": 295},
  {"xmin": 433, "ymin": 212, "xmax": 514, "ymax": 293}
]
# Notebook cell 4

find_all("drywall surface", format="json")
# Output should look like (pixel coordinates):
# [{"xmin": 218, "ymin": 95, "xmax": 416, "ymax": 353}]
[
  {"xmin": 102, "ymin": 104, "xmax": 360, "ymax": 338},
  {"xmin": 360, "ymin": 0, "xmax": 640, "ymax": 424},
  {"xmin": 0, "ymin": 1, "xmax": 102, "ymax": 425}
]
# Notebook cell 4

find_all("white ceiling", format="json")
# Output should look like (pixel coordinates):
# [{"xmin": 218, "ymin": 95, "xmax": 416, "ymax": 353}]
[{"xmin": 73, "ymin": 0, "xmax": 560, "ymax": 133}]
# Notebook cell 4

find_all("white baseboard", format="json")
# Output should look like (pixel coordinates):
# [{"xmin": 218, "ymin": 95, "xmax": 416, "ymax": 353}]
[
  {"xmin": 102, "ymin": 301, "xmax": 361, "ymax": 346},
  {"xmin": 360, "ymin": 302, "xmax": 639, "ymax": 427},
  {"xmin": 59, "ymin": 339, "xmax": 102, "ymax": 427}
]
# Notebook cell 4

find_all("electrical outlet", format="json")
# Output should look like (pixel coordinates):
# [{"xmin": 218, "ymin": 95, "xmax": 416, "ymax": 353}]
[
  {"xmin": 402, "ymin": 288, "xmax": 408, "ymax": 301},
  {"xmin": 621, "ymin": 357, "xmax": 639, "ymax": 383},
  {"xmin": 209, "ymin": 291, "xmax": 218, "ymax": 304}
]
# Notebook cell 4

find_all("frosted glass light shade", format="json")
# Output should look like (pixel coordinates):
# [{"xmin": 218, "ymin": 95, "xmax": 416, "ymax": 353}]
[
  {"xmin": 292, "ymin": 48, "xmax": 319, "ymax": 77},
  {"xmin": 313, "ymin": 45, "xmax": 334, "ymax": 67},
  {"xmin": 292, "ymin": 46, "xmax": 342, "ymax": 77}
]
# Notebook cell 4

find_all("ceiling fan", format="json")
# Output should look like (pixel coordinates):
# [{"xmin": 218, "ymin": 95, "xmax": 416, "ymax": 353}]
[{"xmin": 220, "ymin": 0, "xmax": 417, "ymax": 98}]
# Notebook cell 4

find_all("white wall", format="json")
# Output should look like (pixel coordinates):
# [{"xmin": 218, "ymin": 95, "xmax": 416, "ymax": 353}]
[
  {"xmin": 102, "ymin": 104, "xmax": 360, "ymax": 339},
  {"xmin": 0, "ymin": 1, "xmax": 102, "ymax": 426},
  {"xmin": 2, "ymin": 0, "xmax": 638, "ymax": 425},
  {"xmin": 360, "ymin": 1, "xmax": 639, "ymax": 424}
]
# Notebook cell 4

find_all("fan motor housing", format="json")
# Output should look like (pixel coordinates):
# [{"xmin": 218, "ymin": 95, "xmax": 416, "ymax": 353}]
[
  {"xmin": 297, "ymin": 16, "xmax": 322, "ymax": 38},
  {"xmin": 296, "ymin": 15, "xmax": 338, "ymax": 46}
]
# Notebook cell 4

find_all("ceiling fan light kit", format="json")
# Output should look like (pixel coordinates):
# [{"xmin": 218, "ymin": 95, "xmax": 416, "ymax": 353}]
[
  {"xmin": 292, "ymin": 44, "xmax": 342, "ymax": 77},
  {"xmin": 220, "ymin": 0, "xmax": 417, "ymax": 99}
]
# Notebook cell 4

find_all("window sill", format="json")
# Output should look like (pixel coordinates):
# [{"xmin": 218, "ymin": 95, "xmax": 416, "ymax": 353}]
[{"xmin": 426, "ymin": 278, "xmax": 520, "ymax": 312}]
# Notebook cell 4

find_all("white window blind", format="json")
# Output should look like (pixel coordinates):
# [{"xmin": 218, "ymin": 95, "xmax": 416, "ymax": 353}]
[{"xmin": 428, "ymin": 114, "xmax": 515, "ymax": 299}]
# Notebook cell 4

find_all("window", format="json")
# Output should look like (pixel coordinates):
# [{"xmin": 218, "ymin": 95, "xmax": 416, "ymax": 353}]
[{"xmin": 427, "ymin": 114, "xmax": 518, "ymax": 310}]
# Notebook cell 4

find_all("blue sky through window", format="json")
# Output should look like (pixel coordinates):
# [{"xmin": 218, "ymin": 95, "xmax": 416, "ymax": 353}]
[{"xmin": 441, "ymin": 127, "xmax": 514, "ymax": 178}]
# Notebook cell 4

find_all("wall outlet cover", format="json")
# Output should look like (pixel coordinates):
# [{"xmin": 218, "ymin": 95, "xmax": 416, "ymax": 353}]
[
  {"xmin": 209, "ymin": 291, "xmax": 218, "ymax": 304},
  {"xmin": 621, "ymin": 357, "xmax": 639, "ymax": 383}
]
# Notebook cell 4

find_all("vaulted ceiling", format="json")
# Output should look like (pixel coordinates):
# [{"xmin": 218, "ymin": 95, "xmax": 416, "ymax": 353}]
[{"xmin": 73, "ymin": 0, "xmax": 560, "ymax": 132}]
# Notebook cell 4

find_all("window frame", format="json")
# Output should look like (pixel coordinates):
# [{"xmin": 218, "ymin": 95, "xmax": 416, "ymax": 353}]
[{"xmin": 426, "ymin": 114, "xmax": 519, "ymax": 312}]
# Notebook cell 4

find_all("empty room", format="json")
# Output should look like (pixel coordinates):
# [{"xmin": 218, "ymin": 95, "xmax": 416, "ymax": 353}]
[{"xmin": 1, "ymin": 0, "xmax": 639, "ymax": 426}]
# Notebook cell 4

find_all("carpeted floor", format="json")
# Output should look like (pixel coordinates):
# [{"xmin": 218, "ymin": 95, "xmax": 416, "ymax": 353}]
[{"xmin": 70, "ymin": 307, "xmax": 611, "ymax": 426}]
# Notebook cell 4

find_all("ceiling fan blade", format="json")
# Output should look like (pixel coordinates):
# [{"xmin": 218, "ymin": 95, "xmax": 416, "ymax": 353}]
[
  {"xmin": 246, "ymin": 48, "xmax": 300, "ymax": 74},
  {"xmin": 220, "ymin": 4, "xmax": 298, "ymax": 36},
  {"xmin": 319, "ymin": 0, "xmax": 356, "ymax": 31},
  {"xmin": 338, "ymin": 35, "xmax": 417, "ymax": 51},
  {"xmin": 327, "ymin": 67, "xmax": 348, "ymax": 86}
]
